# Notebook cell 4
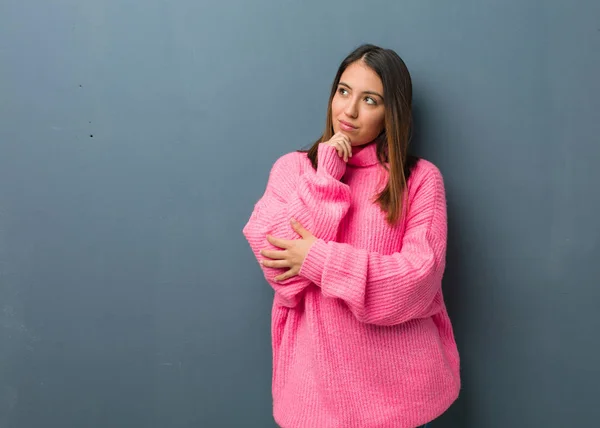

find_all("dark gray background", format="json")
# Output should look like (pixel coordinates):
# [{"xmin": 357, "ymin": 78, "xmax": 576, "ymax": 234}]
[{"xmin": 1, "ymin": 1, "xmax": 599, "ymax": 427}]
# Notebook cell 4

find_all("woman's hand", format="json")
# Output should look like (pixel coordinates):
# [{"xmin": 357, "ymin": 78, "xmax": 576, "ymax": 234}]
[
  {"xmin": 260, "ymin": 219, "xmax": 318, "ymax": 282},
  {"xmin": 322, "ymin": 132, "xmax": 352, "ymax": 162}
]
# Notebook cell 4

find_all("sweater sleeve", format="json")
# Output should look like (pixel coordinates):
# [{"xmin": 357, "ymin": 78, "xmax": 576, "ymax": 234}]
[
  {"xmin": 242, "ymin": 144, "xmax": 352, "ymax": 308},
  {"xmin": 298, "ymin": 168, "xmax": 447, "ymax": 326}
]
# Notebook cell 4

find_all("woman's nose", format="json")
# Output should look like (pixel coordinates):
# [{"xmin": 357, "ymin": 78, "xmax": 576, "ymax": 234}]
[{"xmin": 344, "ymin": 98, "xmax": 359, "ymax": 118}]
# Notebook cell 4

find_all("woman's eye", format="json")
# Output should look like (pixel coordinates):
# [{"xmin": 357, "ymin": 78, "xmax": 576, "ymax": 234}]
[
  {"xmin": 365, "ymin": 97, "xmax": 376, "ymax": 105},
  {"xmin": 338, "ymin": 88, "xmax": 349, "ymax": 96}
]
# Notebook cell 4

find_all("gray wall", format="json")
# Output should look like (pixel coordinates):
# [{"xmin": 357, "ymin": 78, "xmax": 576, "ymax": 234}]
[{"xmin": 1, "ymin": 1, "xmax": 599, "ymax": 427}]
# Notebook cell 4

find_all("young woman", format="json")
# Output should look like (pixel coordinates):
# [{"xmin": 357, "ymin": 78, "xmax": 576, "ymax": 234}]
[{"xmin": 243, "ymin": 44, "xmax": 460, "ymax": 428}]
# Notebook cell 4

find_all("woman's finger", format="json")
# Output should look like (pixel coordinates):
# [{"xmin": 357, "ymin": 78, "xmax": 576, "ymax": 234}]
[
  {"xmin": 336, "ymin": 134, "xmax": 352, "ymax": 161},
  {"xmin": 261, "ymin": 259, "xmax": 291, "ymax": 268},
  {"xmin": 340, "ymin": 134, "xmax": 352, "ymax": 158},
  {"xmin": 343, "ymin": 140, "xmax": 350, "ymax": 162},
  {"xmin": 335, "ymin": 140, "xmax": 347, "ymax": 162},
  {"xmin": 260, "ymin": 249, "xmax": 287, "ymax": 259},
  {"xmin": 333, "ymin": 137, "xmax": 349, "ymax": 162},
  {"xmin": 329, "ymin": 136, "xmax": 343, "ymax": 158},
  {"xmin": 266, "ymin": 234, "xmax": 289, "ymax": 249},
  {"xmin": 335, "ymin": 142, "xmax": 344, "ymax": 159},
  {"xmin": 274, "ymin": 268, "xmax": 299, "ymax": 282}
]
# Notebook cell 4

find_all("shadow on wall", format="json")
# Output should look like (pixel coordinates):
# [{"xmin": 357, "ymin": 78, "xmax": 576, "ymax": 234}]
[
  {"xmin": 434, "ymin": 196, "xmax": 471, "ymax": 428},
  {"xmin": 411, "ymin": 98, "xmax": 472, "ymax": 428}
]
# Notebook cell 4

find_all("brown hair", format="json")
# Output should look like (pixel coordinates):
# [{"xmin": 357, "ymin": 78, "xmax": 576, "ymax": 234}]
[{"xmin": 301, "ymin": 44, "xmax": 416, "ymax": 225}]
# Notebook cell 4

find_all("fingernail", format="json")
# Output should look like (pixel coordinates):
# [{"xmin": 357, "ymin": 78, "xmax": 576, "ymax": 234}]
[{"xmin": 291, "ymin": 218, "xmax": 297, "ymax": 224}]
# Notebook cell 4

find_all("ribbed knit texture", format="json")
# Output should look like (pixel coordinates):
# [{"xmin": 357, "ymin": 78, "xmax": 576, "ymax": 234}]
[{"xmin": 243, "ymin": 142, "xmax": 460, "ymax": 428}]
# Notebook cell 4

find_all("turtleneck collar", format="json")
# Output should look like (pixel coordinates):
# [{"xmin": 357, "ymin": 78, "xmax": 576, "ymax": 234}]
[{"xmin": 347, "ymin": 142, "xmax": 381, "ymax": 167}]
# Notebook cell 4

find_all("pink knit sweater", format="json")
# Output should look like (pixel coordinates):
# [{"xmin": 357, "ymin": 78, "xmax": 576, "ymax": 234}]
[{"xmin": 243, "ymin": 142, "xmax": 460, "ymax": 428}]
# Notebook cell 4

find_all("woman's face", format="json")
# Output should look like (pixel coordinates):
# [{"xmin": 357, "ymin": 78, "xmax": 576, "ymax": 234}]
[{"xmin": 331, "ymin": 60, "xmax": 385, "ymax": 146}]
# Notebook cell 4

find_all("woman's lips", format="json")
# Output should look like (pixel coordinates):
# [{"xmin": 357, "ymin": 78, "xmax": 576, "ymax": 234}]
[{"xmin": 339, "ymin": 120, "xmax": 358, "ymax": 132}]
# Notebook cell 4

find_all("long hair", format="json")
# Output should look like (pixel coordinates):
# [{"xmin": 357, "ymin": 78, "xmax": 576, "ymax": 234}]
[{"xmin": 301, "ymin": 44, "xmax": 415, "ymax": 225}]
